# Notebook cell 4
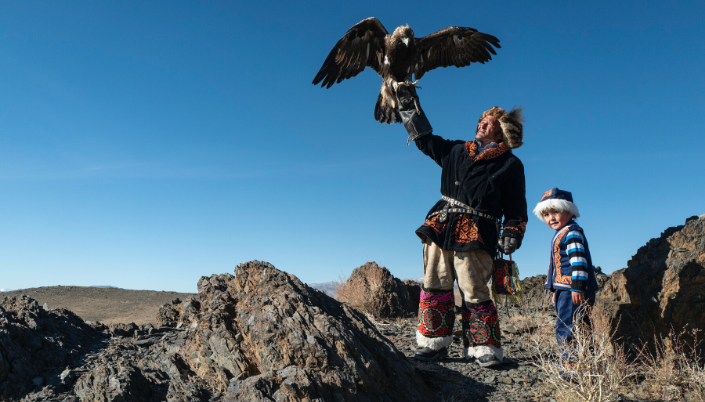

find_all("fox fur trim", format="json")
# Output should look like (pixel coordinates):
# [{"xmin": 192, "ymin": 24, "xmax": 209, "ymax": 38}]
[
  {"xmin": 479, "ymin": 106, "xmax": 524, "ymax": 149},
  {"xmin": 416, "ymin": 331, "xmax": 453, "ymax": 351},
  {"xmin": 463, "ymin": 344, "xmax": 503, "ymax": 360},
  {"xmin": 533, "ymin": 198, "xmax": 580, "ymax": 220}
]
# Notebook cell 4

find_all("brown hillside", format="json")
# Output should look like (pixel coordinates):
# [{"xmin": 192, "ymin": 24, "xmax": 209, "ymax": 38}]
[{"xmin": 2, "ymin": 286, "xmax": 195, "ymax": 325}]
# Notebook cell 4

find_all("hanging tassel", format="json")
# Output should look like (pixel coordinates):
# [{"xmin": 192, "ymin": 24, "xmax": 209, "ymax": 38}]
[{"xmin": 507, "ymin": 259, "xmax": 523, "ymax": 305}]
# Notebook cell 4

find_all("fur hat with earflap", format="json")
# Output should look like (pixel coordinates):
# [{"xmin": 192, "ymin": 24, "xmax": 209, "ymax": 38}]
[{"xmin": 478, "ymin": 106, "xmax": 525, "ymax": 149}]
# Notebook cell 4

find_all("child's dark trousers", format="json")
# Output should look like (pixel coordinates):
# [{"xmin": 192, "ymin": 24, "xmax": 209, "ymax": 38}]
[{"xmin": 554, "ymin": 289, "xmax": 596, "ymax": 345}]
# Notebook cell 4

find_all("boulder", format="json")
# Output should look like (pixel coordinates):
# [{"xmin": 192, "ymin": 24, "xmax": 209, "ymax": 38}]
[
  {"xmin": 600, "ymin": 216, "xmax": 705, "ymax": 347},
  {"xmin": 0, "ymin": 294, "xmax": 102, "ymax": 399},
  {"xmin": 181, "ymin": 260, "xmax": 432, "ymax": 400},
  {"xmin": 336, "ymin": 262, "xmax": 417, "ymax": 319}
]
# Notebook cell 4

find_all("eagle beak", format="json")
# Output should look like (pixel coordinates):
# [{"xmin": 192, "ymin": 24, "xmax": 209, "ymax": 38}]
[{"xmin": 402, "ymin": 38, "xmax": 409, "ymax": 47}]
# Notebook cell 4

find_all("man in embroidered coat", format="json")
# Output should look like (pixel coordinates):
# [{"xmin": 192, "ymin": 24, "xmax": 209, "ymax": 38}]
[{"xmin": 396, "ymin": 86, "xmax": 528, "ymax": 367}]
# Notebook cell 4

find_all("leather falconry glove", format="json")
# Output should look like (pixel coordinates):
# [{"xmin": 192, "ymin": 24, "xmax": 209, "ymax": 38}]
[
  {"xmin": 396, "ymin": 84, "xmax": 432, "ymax": 145},
  {"xmin": 501, "ymin": 237, "xmax": 519, "ymax": 255}
]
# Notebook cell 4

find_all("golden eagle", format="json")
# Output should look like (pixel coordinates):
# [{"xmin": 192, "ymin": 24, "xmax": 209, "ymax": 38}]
[{"xmin": 312, "ymin": 17, "xmax": 501, "ymax": 124}]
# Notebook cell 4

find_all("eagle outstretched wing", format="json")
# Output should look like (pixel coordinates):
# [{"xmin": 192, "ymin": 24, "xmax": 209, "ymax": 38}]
[
  {"xmin": 312, "ymin": 17, "xmax": 389, "ymax": 88},
  {"xmin": 413, "ymin": 27, "xmax": 500, "ymax": 80}
]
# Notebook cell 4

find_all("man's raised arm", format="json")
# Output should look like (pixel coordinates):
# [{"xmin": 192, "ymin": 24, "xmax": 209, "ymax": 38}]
[{"xmin": 397, "ymin": 85, "xmax": 464, "ymax": 167}]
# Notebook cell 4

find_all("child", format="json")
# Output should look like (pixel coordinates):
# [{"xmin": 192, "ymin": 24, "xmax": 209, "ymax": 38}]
[{"xmin": 533, "ymin": 188, "xmax": 598, "ymax": 345}]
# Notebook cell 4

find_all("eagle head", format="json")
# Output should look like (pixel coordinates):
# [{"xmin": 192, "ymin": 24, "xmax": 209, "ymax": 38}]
[{"xmin": 393, "ymin": 25, "xmax": 415, "ymax": 47}]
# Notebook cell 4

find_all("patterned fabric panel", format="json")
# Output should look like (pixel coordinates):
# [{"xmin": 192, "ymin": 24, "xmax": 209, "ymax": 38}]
[
  {"xmin": 422, "ymin": 214, "xmax": 446, "ymax": 234},
  {"xmin": 552, "ymin": 226, "xmax": 572, "ymax": 286},
  {"xmin": 454, "ymin": 214, "xmax": 484, "ymax": 244},
  {"xmin": 417, "ymin": 289, "xmax": 455, "ymax": 338},
  {"xmin": 461, "ymin": 302, "xmax": 501, "ymax": 348}
]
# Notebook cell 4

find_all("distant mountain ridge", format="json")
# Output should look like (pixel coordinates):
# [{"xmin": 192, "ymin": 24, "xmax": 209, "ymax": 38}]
[
  {"xmin": 309, "ymin": 277, "xmax": 423, "ymax": 298},
  {"xmin": 308, "ymin": 281, "xmax": 337, "ymax": 297}
]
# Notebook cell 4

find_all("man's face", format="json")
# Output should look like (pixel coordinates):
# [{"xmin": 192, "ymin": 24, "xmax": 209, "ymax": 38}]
[
  {"xmin": 475, "ymin": 115, "xmax": 501, "ymax": 144},
  {"xmin": 542, "ymin": 209, "xmax": 573, "ymax": 230}
]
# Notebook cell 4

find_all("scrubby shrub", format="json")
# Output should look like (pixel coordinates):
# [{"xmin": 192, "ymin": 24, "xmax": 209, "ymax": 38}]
[
  {"xmin": 640, "ymin": 327, "xmax": 705, "ymax": 401},
  {"xmin": 528, "ymin": 302, "xmax": 637, "ymax": 402}
]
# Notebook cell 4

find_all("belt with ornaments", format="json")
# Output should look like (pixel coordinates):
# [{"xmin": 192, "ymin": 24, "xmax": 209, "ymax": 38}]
[{"xmin": 427, "ymin": 195, "xmax": 499, "ymax": 223}]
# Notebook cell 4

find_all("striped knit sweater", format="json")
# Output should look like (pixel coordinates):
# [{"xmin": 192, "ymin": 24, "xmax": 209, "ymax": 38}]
[
  {"xmin": 566, "ymin": 230, "xmax": 589, "ymax": 291},
  {"xmin": 544, "ymin": 220, "xmax": 598, "ymax": 293}
]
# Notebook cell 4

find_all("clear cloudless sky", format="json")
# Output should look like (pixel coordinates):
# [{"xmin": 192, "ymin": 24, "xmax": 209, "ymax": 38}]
[{"xmin": 1, "ymin": 1, "xmax": 704, "ymax": 293}]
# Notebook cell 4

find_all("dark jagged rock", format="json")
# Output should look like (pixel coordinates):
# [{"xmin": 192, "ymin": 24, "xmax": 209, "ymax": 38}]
[
  {"xmin": 402, "ymin": 279, "xmax": 421, "ymax": 307},
  {"xmin": 107, "ymin": 322, "xmax": 139, "ymax": 337},
  {"xmin": 178, "ymin": 260, "xmax": 433, "ymax": 400},
  {"xmin": 593, "ymin": 266, "xmax": 610, "ymax": 290},
  {"xmin": 519, "ymin": 274, "xmax": 549, "ymax": 307},
  {"xmin": 600, "ymin": 216, "xmax": 705, "ymax": 348},
  {"xmin": 11, "ymin": 261, "xmax": 434, "ymax": 401},
  {"xmin": 0, "ymin": 295, "xmax": 103, "ymax": 400}
]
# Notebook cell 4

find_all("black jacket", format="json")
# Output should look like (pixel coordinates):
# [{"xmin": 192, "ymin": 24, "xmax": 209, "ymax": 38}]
[{"xmin": 415, "ymin": 134, "xmax": 528, "ymax": 257}]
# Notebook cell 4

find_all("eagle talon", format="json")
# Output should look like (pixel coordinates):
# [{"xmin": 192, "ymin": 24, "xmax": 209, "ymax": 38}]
[{"xmin": 400, "ymin": 80, "xmax": 422, "ymax": 90}]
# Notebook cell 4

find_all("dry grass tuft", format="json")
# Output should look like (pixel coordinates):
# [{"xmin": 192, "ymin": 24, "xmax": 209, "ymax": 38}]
[
  {"xmin": 528, "ymin": 302, "xmax": 637, "ymax": 402},
  {"xmin": 640, "ymin": 327, "xmax": 705, "ymax": 401}
]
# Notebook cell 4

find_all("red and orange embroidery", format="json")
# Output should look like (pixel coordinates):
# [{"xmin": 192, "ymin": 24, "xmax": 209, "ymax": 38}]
[
  {"xmin": 475, "ymin": 142, "xmax": 509, "ymax": 162},
  {"xmin": 504, "ymin": 221, "xmax": 527, "ymax": 237},
  {"xmin": 455, "ymin": 215, "xmax": 484, "ymax": 244},
  {"xmin": 541, "ymin": 189, "xmax": 554, "ymax": 201},
  {"xmin": 423, "ymin": 214, "xmax": 446, "ymax": 234},
  {"xmin": 465, "ymin": 141, "xmax": 509, "ymax": 161},
  {"xmin": 465, "ymin": 141, "xmax": 478, "ymax": 159},
  {"xmin": 553, "ymin": 226, "xmax": 572, "ymax": 285}
]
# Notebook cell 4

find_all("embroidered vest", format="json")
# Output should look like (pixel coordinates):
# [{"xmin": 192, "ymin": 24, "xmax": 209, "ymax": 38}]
[{"xmin": 544, "ymin": 221, "xmax": 596, "ymax": 291}]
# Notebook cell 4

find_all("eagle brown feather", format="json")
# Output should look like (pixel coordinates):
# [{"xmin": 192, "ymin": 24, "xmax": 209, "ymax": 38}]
[{"xmin": 313, "ymin": 18, "xmax": 501, "ymax": 124}]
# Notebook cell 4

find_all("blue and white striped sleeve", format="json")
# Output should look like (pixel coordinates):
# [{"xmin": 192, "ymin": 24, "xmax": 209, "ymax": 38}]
[{"xmin": 565, "ymin": 231, "xmax": 589, "ymax": 292}]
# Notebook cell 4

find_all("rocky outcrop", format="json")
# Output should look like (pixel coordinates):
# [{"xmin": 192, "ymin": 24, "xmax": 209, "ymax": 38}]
[
  {"xmin": 175, "ymin": 260, "xmax": 432, "ymax": 400},
  {"xmin": 0, "ymin": 295, "xmax": 103, "ymax": 400},
  {"xmin": 600, "ymin": 216, "xmax": 705, "ymax": 347},
  {"xmin": 520, "ymin": 268, "xmax": 609, "ymax": 306},
  {"xmin": 402, "ymin": 279, "xmax": 421, "ymax": 307},
  {"xmin": 519, "ymin": 274, "xmax": 549, "ymax": 307},
  {"xmin": 336, "ymin": 262, "xmax": 417, "ymax": 319},
  {"xmin": 10, "ymin": 261, "xmax": 434, "ymax": 401}
]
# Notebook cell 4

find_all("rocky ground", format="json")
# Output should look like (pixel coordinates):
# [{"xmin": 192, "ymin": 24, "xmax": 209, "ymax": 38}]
[
  {"xmin": 2, "ymin": 215, "xmax": 703, "ymax": 401},
  {"xmin": 0, "ymin": 294, "xmax": 567, "ymax": 402},
  {"xmin": 366, "ymin": 304, "xmax": 643, "ymax": 402},
  {"xmin": 2, "ymin": 300, "xmax": 638, "ymax": 402}
]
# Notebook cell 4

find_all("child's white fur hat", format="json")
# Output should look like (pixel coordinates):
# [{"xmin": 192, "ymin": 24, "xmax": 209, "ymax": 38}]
[{"xmin": 533, "ymin": 188, "xmax": 580, "ymax": 220}]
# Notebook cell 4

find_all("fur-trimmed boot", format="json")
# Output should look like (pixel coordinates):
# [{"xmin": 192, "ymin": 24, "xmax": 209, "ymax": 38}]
[
  {"xmin": 414, "ymin": 287, "xmax": 455, "ymax": 362},
  {"xmin": 461, "ymin": 300, "xmax": 503, "ymax": 367}
]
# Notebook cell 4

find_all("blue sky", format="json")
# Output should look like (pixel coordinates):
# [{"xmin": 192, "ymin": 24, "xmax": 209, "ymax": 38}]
[{"xmin": 1, "ymin": 1, "xmax": 703, "ymax": 293}]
